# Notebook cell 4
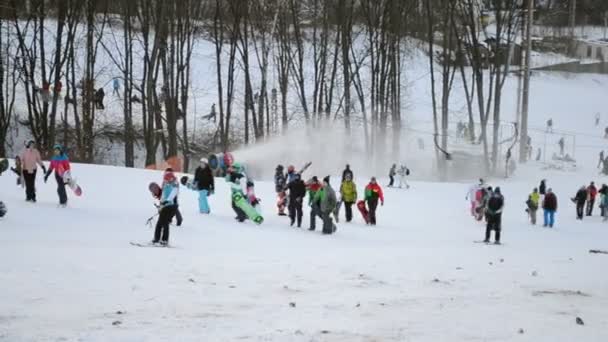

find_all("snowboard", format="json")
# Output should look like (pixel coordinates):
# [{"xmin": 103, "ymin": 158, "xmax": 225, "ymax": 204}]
[
  {"xmin": 130, "ymin": 241, "xmax": 175, "ymax": 248},
  {"xmin": 0, "ymin": 158, "xmax": 8, "ymax": 175},
  {"xmin": 180, "ymin": 175, "xmax": 197, "ymax": 190},
  {"xmin": 149, "ymin": 182, "xmax": 162, "ymax": 199},
  {"xmin": 357, "ymin": 200, "xmax": 369, "ymax": 224},
  {"xmin": 63, "ymin": 171, "xmax": 82, "ymax": 196},
  {"xmin": 473, "ymin": 240, "xmax": 503, "ymax": 245},
  {"xmin": 233, "ymin": 191, "xmax": 264, "ymax": 224}
]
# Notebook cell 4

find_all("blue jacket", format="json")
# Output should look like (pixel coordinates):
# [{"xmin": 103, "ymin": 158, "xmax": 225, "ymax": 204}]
[{"xmin": 160, "ymin": 182, "xmax": 179, "ymax": 207}]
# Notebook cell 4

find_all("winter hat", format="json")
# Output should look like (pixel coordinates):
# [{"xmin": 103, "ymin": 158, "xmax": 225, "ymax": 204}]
[
  {"xmin": 200, "ymin": 157, "xmax": 208, "ymax": 165},
  {"xmin": 547, "ymin": 188, "xmax": 553, "ymax": 193},
  {"xmin": 494, "ymin": 187, "xmax": 501, "ymax": 194},
  {"xmin": 26, "ymin": 140, "xmax": 35, "ymax": 148},
  {"xmin": 276, "ymin": 164, "xmax": 284, "ymax": 171},
  {"xmin": 53, "ymin": 144, "xmax": 63, "ymax": 151},
  {"xmin": 323, "ymin": 176, "xmax": 330, "ymax": 184},
  {"xmin": 312, "ymin": 176, "xmax": 319, "ymax": 182},
  {"xmin": 163, "ymin": 169, "xmax": 176, "ymax": 183}
]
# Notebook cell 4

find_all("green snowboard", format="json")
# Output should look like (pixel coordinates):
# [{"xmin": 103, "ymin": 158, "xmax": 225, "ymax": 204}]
[{"xmin": 232, "ymin": 191, "xmax": 264, "ymax": 224}]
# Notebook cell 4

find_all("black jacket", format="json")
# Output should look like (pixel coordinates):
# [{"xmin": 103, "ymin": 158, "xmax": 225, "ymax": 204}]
[
  {"xmin": 194, "ymin": 166, "xmax": 215, "ymax": 191},
  {"xmin": 287, "ymin": 179, "xmax": 307, "ymax": 200},
  {"xmin": 539, "ymin": 181, "xmax": 546, "ymax": 195},
  {"xmin": 487, "ymin": 194, "xmax": 504, "ymax": 215},
  {"xmin": 574, "ymin": 189, "xmax": 587, "ymax": 204}
]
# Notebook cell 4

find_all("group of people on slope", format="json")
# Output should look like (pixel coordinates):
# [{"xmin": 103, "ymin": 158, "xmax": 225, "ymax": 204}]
[
  {"xmin": 3, "ymin": 141, "xmax": 74, "ymax": 207},
  {"xmin": 467, "ymin": 179, "xmax": 505, "ymax": 244},
  {"xmin": 274, "ymin": 164, "xmax": 385, "ymax": 234},
  {"xmin": 525, "ymin": 180, "xmax": 558, "ymax": 228},
  {"xmin": 388, "ymin": 164, "xmax": 410, "ymax": 189}
]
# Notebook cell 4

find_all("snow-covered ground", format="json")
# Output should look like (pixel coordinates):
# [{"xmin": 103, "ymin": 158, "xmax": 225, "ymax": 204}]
[{"xmin": 1, "ymin": 149, "xmax": 608, "ymax": 341}]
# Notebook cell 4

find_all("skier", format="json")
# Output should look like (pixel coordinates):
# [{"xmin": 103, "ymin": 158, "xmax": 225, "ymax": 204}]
[
  {"xmin": 397, "ymin": 164, "xmax": 410, "ymax": 189},
  {"xmin": 20, "ymin": 140, "xmax": 46, "ymax": 202},
  {"xmin": 558, "ymin": 137, "xmax": 565, "ymax": 156},
  {"xmin": 318, "ymin": 176, "xmax": 337, "ymax": 234},
  {"xmin": 287, "ymin": 173, "xmax": 306, "ymax": 227},
  {"xmin": 193, "ymin": 158, "xmax": 215, "ymax": 214},
  {"xmin": 307, "ymin": 176, "xmax": 322, "ymax": 231},
  {"xmin": 364, "ymin": 177, "xmax": 384, "ymax": 226},
  {"xmin": 388, "ymin": 164, "xmax": 397, "ymax": 187},
  {"xmin": 546, "ymin": 118, "xmax": 553, "ymax": 133},
  {"xmin": 342, "ymin": 164, "xmax": 354, "ymax": 183},
  {"xmin": 112, "ymin": 78, "xmax": 120, "ymax": 97},
  {"xmin": 466, "ymin": 179, "xmax": 484, "ymax": 217},
  {"xmin": 526, "ymin": 188, "xmax": 540, "ymax": 225},
  {"xmin": 542, "ymin": 189, "xmax": 558, "ymax": 228},
  {"xmin": 95, "ymin": 87, "xmax": 105, "ymax": 109},
  {"xmin": 274, "ymin": 165, "xmax": 287, "ymax": 216},
  {"xmin": 44, "ymin": 144, "xmax": 71, "ymax": 207},
  {"xmin": 163, "ymin": 167, "xmax": 182, "ymax": 226},
  {"xmin": 586, "ymin": 181, "xmax": 598, "ymax": 216},
  {"xmin": 484, "ymin": 187, "xmax": 504, "ymax": 244},
  {"xmin": 152, "ymin": 170, "xmax": 179, "ymax": 246},
  {"xmin": 572, "ymin": 186, "xmax": 587, "ymax": 220},
  {"xmin": 339, "ymin": 174, "xmax": 357, "ymax": 223},
  {"xmin": 599, "ymin": 151, "xmax": 605, "ymax": 169}
]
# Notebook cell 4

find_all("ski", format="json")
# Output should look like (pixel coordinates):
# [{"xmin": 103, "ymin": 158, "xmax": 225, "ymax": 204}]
[{"xmin": 130, "ymin": 241, "xmax": 175, "ymax": 248}]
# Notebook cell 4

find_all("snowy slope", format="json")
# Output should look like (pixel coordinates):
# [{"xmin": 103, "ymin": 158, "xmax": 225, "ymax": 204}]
[{"xmin": 1, "ymin": 158, "xmax": 608, "ymax": 341}]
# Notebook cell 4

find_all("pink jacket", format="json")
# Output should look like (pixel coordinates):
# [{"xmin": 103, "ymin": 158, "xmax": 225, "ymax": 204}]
[{"xmin": 20, "ymin": 148, "xmax": 43, "ymax": 173}]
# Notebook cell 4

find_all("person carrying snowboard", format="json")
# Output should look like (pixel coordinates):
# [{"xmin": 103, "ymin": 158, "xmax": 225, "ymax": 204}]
[
  {"xmin": 20, "ymin": 140, "xmax": 46, "ymax": 202},
  {"xmin": 466, "ymin": 179, "xmax": 484, "ymax": 217},
  {"xmin": 484, "ymin": 187, "xmax": 504, "ymax": 244},
  {"xmin": 573, "ymin": 186, "xmax": 587, "ymax": 220},
  {"xmin": 152, "ymin": 170, "xmax": 179, "ymax": 246},
  {"xmin": 194, "ymin": 158, "xmax": 215, "ymax": 214},
  {"xmin": 317, "ymin": 176, "xmax": 337, "ymax": 234},
  {"xmin": 586, "ymin": 181, "xmax": 598, "ymax": 216},
  {"xmin": 274, "ymin": 165, "xmax": 287, "ymax": 216},
  {"xmin": 226, "ymin": 164, "xmax": 248, "ymax": 222},
  {"xmin": 388, "ymin": 164, "xmax": 397, "ymax": 187},
  {"xmin": 286, "ymin": 165, "xmax": 297, "ymax": 185},
  {"xmin": 526, "ymin": 188, "xmax": 540, "ymax": 225},
  {"xmin": 44, "ymin": 144, "xmax": 71, "ymax": 207},
  {"xmin": 339, "ymin": 174, "xmax": 357, "ymax": 223},
  {"xmin": 364, "ymin": 177, "xmax": 384, "ymax": 226},
  {"xmin": 287, "ymin": 173, "xmax": 306, "ymax": 227},
  {"xmin": 542, "ymin": 188, "xmax": 558, "ymax": 228},
  {"xmin": 307, "ymin": 176, "xmax": 322, "ymax": 231},
  {"xmin": 342, "ymin": 164, "xmax": 354, "ymax": 183}
]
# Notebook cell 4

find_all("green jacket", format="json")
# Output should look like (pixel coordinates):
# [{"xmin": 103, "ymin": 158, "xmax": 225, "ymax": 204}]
[
  {"xmin": 318, "ymin": 186, "xmax": 337, "ymax": 213},
  {"xmin": 340, "ymin": 180, "xmax": 357, "ymax": 203}
]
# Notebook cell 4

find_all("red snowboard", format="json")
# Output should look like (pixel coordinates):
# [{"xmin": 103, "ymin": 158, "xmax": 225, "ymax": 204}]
[
  {"xmin": 357, "ymin": 200, "xmax": 369, "ymax": 224},
  {"xmin": 149, "ymin": 182, "xmax": 162, "ymax": 200}
]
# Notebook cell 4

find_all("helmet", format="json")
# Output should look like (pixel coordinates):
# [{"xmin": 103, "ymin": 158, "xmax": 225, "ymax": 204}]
[
  {"xmin": 287, "ymin": 165, "xmax": 295, "ymax": 173},
  {"xmin": 0, "ymin": 201, "xmax": 6, "ymax": 218}
]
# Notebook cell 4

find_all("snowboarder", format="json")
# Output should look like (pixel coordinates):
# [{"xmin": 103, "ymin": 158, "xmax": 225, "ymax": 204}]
[
  {"xmin": 388, "ymin": 164, "xmax": 397, "ymax": 187},
  {"xmin": 558, "ymin": 137, "xmax": 565, "ymax": 156},
  {"xmin": 112, "ymin": 78, "xmax": 120, "ymax": 97},
  {"xmin": 342, "ymin": 164, "xmax": 354, "ymax": 183},
  {"xmin": 95, "ymin": 87, "xmax": 105, "ymax": 109},
  {"xmin": 152, "ymin": 170, "xmax": 179, "ymax": 246},
  {"xmin": 286, "ymin": 165, "xmax": 298, "ymax": 184},
  {"xmin": 586, "ymin": 182, "xmax": 597, "ymax": 216},
  {"xmin": 202, "ymin": 104, "xmax": 216, "ymax": 122},
  {"xmin": 599, "ymin": 151, "xmax": 605, "ymax": 169},
  {"xmin": 20, "ymin": 140, "xmax": 46, "ymax": 202},
  {"xmin": 274, "ymin": 165, "xmax": 287, "ymax": 215},
  {"xmin": 193, "ymin": 158, "xmax": 215, "ymax": 214},
  {"xmin": 339, "ymin": 174, "xmax": 357, "ymax": 222},
  {"xmin": 287, "ymin": 173, "xmax": 306, "ymax": 227},
  {"xmin": 397, "ymin": 164, "xmax": 410, "ymax": 189},
  {"xmin": 573, "ymin": 186, "xmax": 588, "ymax": 220},
  {"xmin": 484, "ymin": 187, "xmax": 504, "ymax": 244},
  {"xmin": 318, "ymin": 176, "xmax": 338, "ymax": 234},
  {"xmin": 226, "ymin": 164, "xmax": 248, "ymax": 222},
  {"xmin": 44, "ymin": 144, "xmax": 71, "ymax": 207},
  {"xmin": 526, "ymin": 188, "xmax": 540, "ymax": 225},
  {"xmin": 364, "ymin": 177, "xmax": 384, "ymax": 226},
  {"xmin": 307, "ymin": 176, "xmax": 323, "ymax": 231},
  {"xmin": 546, "ymin": 118, "xmax": 553, "ymax": 133},
  {"xmin": 542, "ymin": 189, "xmax": 558, "ymax": 228},
  {"xmin": 466, "ymin": 179, "xmax": 484, "ymax": 217}
]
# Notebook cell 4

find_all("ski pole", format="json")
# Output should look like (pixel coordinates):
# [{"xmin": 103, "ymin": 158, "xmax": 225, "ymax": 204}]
[{"xmin": 146, "ymin": 212, "xmax": 159, "ymax": 227}]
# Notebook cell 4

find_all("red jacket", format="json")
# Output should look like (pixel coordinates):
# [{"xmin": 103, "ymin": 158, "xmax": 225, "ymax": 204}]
[
  {"xmin": 365, "ymin": 183, "xmax": 384, "ymax": 203},
  {"xmin": 588, "ymin": 185, "xmax": 598, "ymax": 200}
]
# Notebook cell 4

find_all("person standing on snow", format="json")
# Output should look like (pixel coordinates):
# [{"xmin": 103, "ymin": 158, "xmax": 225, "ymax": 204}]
[
  {"xmin": 307, "ymin": 176, "xmax": 322, "ymax": 231},
  {"xmin": 339, "ymin": 174, "xmax": 357, "ymax": 223},
  {"xmin": 466, "ymin": 179, "xmax": 484, "ymax": 217},
  {"xmin": 286, "ymin": 165, "xmax": 298, "ymax": 185},
  {"xmin": 274, "ymin": 165, "xmax": 287, "ymax": 216},
  {"xmin": 364, "ymin": 177, "xmax": 384, "ymax": 226},
  {"xmin": 388, "ymin": 164, "xmax": 397, "ymax": 187},
  {"xmin": 599, "ymin": 184, "xmax": 608, "ymax": 217},
  {"xmin": 586, "ymin": 182, "xmax": 598, "ymax": 216},
  {"xmin": 317, "ymin": 176, "xmax": 337, "ymax": 234},
  {"xmin": 152, "ymin": 170, "xmax": 179, "ymax": 246},
  {"xmin": 526, "ymin": 188, "xmax": 540, "ymax": 225},
  {"xmin": 397, "ymin": 165, "xmax": 410, "ymax": 189},
  {"xmin": 20, "ymin": 140, "xmax": 46, "ymax": 202},
  {"xmin": 484, "ymin": 187, "xmax": 504, "ymax": 244},
  {"xmin": 342, "ymin": 164, "xmax": 354, "ymax": 183},
  {"xmin": 573, "ymin": 186, "xmax": 588, "ymax": 220},
  {"xmin": 542, "ymin": 189, "xmax": 558, "ymax": 227},
  {"xmin": 546, "ymin": 118, "xmax": 553, "ymax": 133},
  {"xmin": 44, "ymin": 144, "xmax": 71, "ymax": 207},
  {"xmin": 194, "ymin": 158, "xmax": 215, "ymax": 214},
  {"xmin": 226, "ymin": 164, "xmax": 248, "ymax": 222},
  {"xmin": 539, "ymin": 179, "xmax": 547, "ymax": 200},
  {"xmin": 287, "ymin": 173, "xmax": 306, "ymax": 228},
  {"xmin": 596, "ymin": 112, "xmax": 601, "ymax": 127},
  {"xmin": 599, "ymin": 151, "xmax": 605, "ymax": 169},
  {"xmin": 112, "ymin": 78, "xmax": 120, "ymax": 97},
  {"xmin": 558, "ymin": 137, "xmax": 565, "ymax": 155}
]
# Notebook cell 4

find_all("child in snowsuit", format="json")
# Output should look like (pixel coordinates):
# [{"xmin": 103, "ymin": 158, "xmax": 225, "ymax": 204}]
[
  {"xmin": 307, "ymin": 176, "xmax": 322, "ymax": 231},
  {"xmin": 153, "ymin": 170, "xmax": 179, "ymax": 246},
  {"xmin": 194, "ymin": 158, "xmax": 215, "ymax": 214},
  {"xmin": 526, "ymin": 188, "xmax": 540, "ymax": 225},
  {"xmin": 287, "ymin": 173, "xmax": 306, "ymax": 227},
  {"xmin": 484, "ymin": 187, "xmax": 504, "ymax": 244},
  {"xmin": 388, "ymin": 164, "xmax": 397, "ymax": 187},
  {"xmin": 44, "ymin": 144, "xmax": 71, "ymax": 206},
  {"xmin": 274, "ymin": 165, "xmax": 287, "ymax": 215},
  {"xmin": 364, "ymin": 177, "xmax": 384, "ymax": 225},
  {"xmin": 339, "ymin": 175, "xmax": 357, "ymax": 222}
]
